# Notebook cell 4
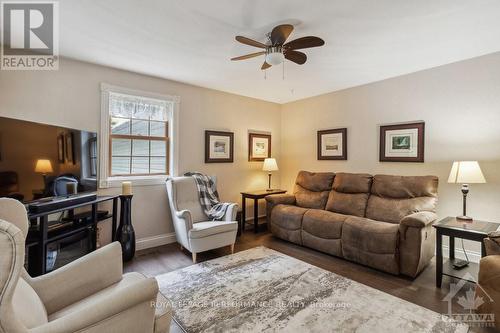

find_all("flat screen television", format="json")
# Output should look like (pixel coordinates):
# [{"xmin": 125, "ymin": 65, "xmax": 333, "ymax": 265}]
[{"xmin": 0, "ymin": 116, "xmax": 98, "ymax": 202}]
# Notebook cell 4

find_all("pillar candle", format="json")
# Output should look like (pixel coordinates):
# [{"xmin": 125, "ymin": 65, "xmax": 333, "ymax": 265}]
[{"xmin": 122, "ymin": 181, "xmax": 132, "ymax": 195}]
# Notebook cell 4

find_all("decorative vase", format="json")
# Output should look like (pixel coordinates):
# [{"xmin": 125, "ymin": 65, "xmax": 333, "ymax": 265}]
[{"xmin": 116, "ymin": 195, "xmax": 135, "ymax": 261}]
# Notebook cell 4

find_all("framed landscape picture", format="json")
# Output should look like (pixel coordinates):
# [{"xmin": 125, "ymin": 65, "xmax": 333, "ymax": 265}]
[
  {"xmin": 379, "ymin": 122, "xmax": 425, "ymax": 162},
  {"xmin": 205, "ymin": 130, "xmax": 234, "ymax": 163},
  {"xmin": 248, "ymin": 133, "xmax": 271, "ymax": 161},
  {"xmin": 317, "ymin": 128, "xmax": 347, "ymax": 160}
]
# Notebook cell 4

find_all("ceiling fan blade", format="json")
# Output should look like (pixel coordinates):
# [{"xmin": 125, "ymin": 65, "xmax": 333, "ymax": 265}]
[
  {"xmin": 231, "ymin": 51, "xmax": 266, "ymax": 61},
  {"xmin": 270, "ymin": 24, "xmax": 294, "ymax": 45},
  {"xmin": 261, "ymin": 62, "xmax": 272, "ymax": 70},
  {"xmin": 284, "ymin": 36, "xmax": 325, "ymax": 50},
  {"xmin": 285, "ymin": 50, "xmax": 307, "ymax": 65},
  {"xmin": 235, "ymin": 36, "xmax": 267, "ymax": 49}
]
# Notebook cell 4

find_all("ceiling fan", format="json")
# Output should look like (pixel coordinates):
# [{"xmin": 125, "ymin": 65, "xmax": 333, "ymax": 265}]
[{"xmin": 231, "ymin": 24, "xmax": 325, "ymax": 70}]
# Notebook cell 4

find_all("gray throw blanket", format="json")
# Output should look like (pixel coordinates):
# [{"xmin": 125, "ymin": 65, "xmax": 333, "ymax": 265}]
[{"xmin": 184, "ymin": 172, "xmax": 231, "ymax": 221}]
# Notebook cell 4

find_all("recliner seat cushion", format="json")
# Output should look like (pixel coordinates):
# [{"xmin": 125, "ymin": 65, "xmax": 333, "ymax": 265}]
[
  {"xmin": 271, "ymin": 205, "xmax": 309, "ymax": 230},
  {"xmin": 294, "ymin": 171, "xmax": 335, "ymax": 209},
  {"xmin": 302, "ymin": 209, "xmax": 346, "ymax": 239},
  {"xmin": 301, "ymin": 209, "xmax": 347, "ymax": 257},
  {"xmin": 325, "ymin": 173, "xmax": 372, "ymax": 217},
  {"xmin": 188, "ymin": 221, "xmax": 238, "ymax": 239},
  {"xmin": 342, "ymin": 216, "xmax": 400, "ymax": 274}
]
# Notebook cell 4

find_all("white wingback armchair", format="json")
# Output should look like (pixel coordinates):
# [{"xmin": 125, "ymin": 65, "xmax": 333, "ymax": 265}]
[
  {"xmin": 0, "ymin": 198, "xmax": 172, "ymax": 333},
  {"xmin": 166, "ymin": 176, "xmax": 238, "ymax": 263}
]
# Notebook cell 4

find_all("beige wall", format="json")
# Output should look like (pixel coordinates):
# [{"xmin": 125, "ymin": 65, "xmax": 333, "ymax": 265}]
[
  {"xmin": 0, "ymin": 58, "xmax": 281, "ymax": 245},
  {"xmin": 280, "ymin": 52, "xmax": 500, "ymax": 256}
]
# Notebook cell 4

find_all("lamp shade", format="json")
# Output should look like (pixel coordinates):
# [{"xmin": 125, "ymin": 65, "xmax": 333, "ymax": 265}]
[
  {"xmin": 262, "ymin": 158, "xmax": 278, "ymax": 172},
  {"xmin": 448, "ymin": 161, "xmax": 486, "ymax": 184},
  {"xmin": 35, "ymin": 159, "xmax": 53, "ymax": 173}
]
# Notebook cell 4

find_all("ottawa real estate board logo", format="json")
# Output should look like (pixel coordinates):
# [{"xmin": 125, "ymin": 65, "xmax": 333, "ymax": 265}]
[{"xmin": 1, "ymin": 1, "xmax": 59, "ymax": 70}]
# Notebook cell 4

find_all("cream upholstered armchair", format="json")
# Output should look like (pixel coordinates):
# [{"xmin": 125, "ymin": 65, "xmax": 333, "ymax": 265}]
[
  {"xmin": 0, "ymin": 198, "xmax": 172, "ymax": 333},
  {"xmin": 166, "ymin": 176, "xmax": 238, "ymax": 263}
]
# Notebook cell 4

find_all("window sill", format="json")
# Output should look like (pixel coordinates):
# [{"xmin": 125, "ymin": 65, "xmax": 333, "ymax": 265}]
[{"xmin": 99, "ymin": 175, "xmax": 169, "ymax": 189}]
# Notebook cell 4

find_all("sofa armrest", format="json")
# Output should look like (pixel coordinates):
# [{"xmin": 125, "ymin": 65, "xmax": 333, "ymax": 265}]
[
  {"xmin": 223, "ymin": 203, "xmax": 239, "ymax": 222},
  {"xmin": 265, "ymin": 194, "xmax": 295, "ymax": 206},
  {"xmin": 30, "ymin": 277, "xmax": 158, "ymax": 333},
  {"xmin": 479, "ymin": 255, "xmax": 500, "ymax": 287},
  {"xmin": 400, "ymin": 211, "xmax": 437, "ymax": 228},
  {"xmin": 26, "ymin": 242, "xmax": 123, "ymax": 315}
]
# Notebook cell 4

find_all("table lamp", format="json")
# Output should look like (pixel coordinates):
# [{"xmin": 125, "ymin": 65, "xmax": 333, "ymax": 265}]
[
  {"xmin": 35, "ymin": 159, "xmax": 53, "ymax": 187},
  {"xmin": 448, "ymin": 161, "xmax": 486, "ymax": 221},
  {"xmin": 263, "ymin": 158, "xmax": 278, "ymax": 191}
]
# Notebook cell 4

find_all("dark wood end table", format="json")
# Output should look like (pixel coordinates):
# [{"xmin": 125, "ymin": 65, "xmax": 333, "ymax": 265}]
[
  {"xmin": 240, "ymin": 189, "xmax": 286, "ymax": 234},
  {"xmin": 433, "ymin": 216, "xmax": 500, "ymax": 288}
]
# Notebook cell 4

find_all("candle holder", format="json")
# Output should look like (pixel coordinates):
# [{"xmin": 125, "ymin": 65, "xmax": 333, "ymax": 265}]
[{"xmin": 115, "ymin": 194, "xmax": 135, "ymax": 261}]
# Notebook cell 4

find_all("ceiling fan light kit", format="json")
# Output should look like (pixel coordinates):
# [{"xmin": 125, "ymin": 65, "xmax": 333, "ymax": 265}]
[
  {"xmin": 231, "ymin": 24, "xmax": 325, "ymax": 72},
  {"xmin": 265, "ymin": 46, "xmax": 285, "ymax": 66}
]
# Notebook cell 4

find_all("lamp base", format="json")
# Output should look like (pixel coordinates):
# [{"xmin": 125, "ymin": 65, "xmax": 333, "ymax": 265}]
[
  {"xmin": 456, "ymin": 215, "xmax": 473, "ymax": 222},
  {"xmin": 266, "ymin": 188, "xmax": 275, "ymax": 192}
]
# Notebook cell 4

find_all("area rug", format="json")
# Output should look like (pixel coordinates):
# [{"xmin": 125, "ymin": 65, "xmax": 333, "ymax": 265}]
[{"xmin": 156, "ymin": 246, "xmax": 468, "ymax": 333}]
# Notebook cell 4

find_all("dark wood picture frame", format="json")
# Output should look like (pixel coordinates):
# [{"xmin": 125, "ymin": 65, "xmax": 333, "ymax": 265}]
[
  {"xmin": 205, "ymin": 130, "xmax": 234, "ymax": 163},
  {"xmin": 379, "ymin": 122, "xmax": 425, "ymax": 162},
  {"xmin": 248, "ymin": 133, "xmax": 271, "ymax": 162},
  {"xmin": 57, "ymin": 134, "xmax": 65, "ymax": 163},
  {"xmin": 317, "ymin": 128, "xmax": 347, "ymax": 160},
  {"xmin": 65, "ymin": 132, "xmax": 75, "ymax": 164}
]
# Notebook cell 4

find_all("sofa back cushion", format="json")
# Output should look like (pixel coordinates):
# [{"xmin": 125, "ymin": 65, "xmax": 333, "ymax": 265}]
[
  {"xmin": 325, "ymin": 173, "xmax": 372, "ymax": 217},
  {"xmin": 294, "ymin": 171, "xmax": 335, "ymax": 209},
  {"xmin": 366, "ymin": 175, "xmax": 438, "ymax": 223}
]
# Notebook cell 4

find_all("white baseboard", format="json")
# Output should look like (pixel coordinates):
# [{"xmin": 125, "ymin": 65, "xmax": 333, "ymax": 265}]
[
  {"xmin": 136, "ymin": 232, "xmax": 177, "ymax": 251},
  {"xmin": 442, "ymin": 245, "xmax": 481, "ymax": 263}
]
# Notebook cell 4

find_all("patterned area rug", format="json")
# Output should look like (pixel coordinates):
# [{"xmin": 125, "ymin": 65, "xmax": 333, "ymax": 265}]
[{"xmin": 156, "ymin": 247, "xmax": 468, "ymax": 333}]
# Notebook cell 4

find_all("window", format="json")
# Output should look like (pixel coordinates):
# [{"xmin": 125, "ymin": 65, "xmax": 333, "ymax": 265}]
[
  {"xmin": 100, "ymin": 84, "xmax": 179, "ymax": 188},
  {"xmin": 108, "ymin": 92, "xmax": 170, "ymax": 176}
]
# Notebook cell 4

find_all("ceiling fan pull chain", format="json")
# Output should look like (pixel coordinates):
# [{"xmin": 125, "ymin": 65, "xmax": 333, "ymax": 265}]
[{"xmin": 282, "ymin": 60, "xmax": 285, "ymax": 80}]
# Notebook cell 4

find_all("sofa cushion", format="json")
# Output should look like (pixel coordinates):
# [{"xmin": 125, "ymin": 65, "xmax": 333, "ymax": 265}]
[
  {"xmin": 296, "ymin": 170, "xmax": 335, "ymax": 192},
  {"xmin": 189, "ymin": 221, "xmax": 238, "ymax": 239},
  {"xmin": 294, "ymin": 171, "xmax": 335, "ymax": 209},
  {"xmin": 332, "ymin": 173, "xmax": 372, "ymax": 193},
  {"xmin": 302, "ymin": 209, "xmax": 346, "ymax": 239},
  {"xmin": 371, "ymin": 174, "xmax": 438, "ymax": 198},
  {"xmin": 342, "ymin": 217, "xmax": 400, "ymax": 274},
  {"xmin": 271, "ymin": 204, "xmax": 309, "ymax": 230},
  {"xmin": 325, "ymin": 173, "xmax": 372, "ymax": 217},
  {"xmin": 366, "ymin": 175, "xmax": 438, "ymax": 223},
  {"xmin": 342, "ymin": 217, "xmax": 399, "ymax": 254}
]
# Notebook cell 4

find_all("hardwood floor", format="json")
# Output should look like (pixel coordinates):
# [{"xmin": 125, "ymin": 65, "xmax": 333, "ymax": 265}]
[{"xmin": 125, "ymin": 226, "xmax": 495, "ymax": 332}]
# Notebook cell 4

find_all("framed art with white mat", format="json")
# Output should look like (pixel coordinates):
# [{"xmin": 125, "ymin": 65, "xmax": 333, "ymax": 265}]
[
  {"xmin": 379, "ymin": 122, "xmax": 424, "ymax": 162},
  {"xmin": 317, "ymin": 128, "xmax": 347, "ymax": 160},
  {"xmin": 205, "ymin": 130, "xmax": 234, "ymax": 163}
]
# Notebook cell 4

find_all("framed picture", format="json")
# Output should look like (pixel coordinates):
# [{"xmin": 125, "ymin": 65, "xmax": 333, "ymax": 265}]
[
  {"xmin": 379, "ymin": 122, "xmax": 425, "ymax": 162},
  {"xmin": 57, "ymin": 134, "xmax": 65, "ymax": 163},
  {"xmin": 317, "ymin": 128, "xmax": 347, "ymax": 160},
  {"xmin": 248, "ymin": 133, "xmax": 271, "ymax": 161},
  {"xmin": 65, "ymin": 132, "xmax": 75, "ymax": 164},
  {"xmin": 205, "ymin": 130, "xmax": 234, "ymax": 163}
]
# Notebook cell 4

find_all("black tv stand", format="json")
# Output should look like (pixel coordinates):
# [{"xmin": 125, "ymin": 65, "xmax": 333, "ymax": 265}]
[{"xmin": 26, "ymin": 195, "xmax": 119, "ymax": 276}]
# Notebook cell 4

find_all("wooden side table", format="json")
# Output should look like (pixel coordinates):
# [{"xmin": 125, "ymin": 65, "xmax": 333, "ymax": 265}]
[
  {"xmin": 433, "ymin": 216, "xmax": 500, "ymax": 288},
  {"xmin": 241, "ymin": 189, "xmax": 286, "ymax": 233}
]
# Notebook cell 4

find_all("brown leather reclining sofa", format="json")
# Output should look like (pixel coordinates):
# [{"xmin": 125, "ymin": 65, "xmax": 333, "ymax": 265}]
[{"xmin": 266, "ymin": 171, "xmax": 439, "ymax": 278}]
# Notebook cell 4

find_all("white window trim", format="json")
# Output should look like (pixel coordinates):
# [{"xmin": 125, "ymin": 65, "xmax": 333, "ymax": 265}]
[{"xmin": 99, "ymin": 83, "xmax": 180, "ymax": 188}]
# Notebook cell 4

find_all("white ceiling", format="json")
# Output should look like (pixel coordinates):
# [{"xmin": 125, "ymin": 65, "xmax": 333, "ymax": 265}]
[{"xmin": 59, "ymin": 0, "xmax": 500, "ymax": 104}]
